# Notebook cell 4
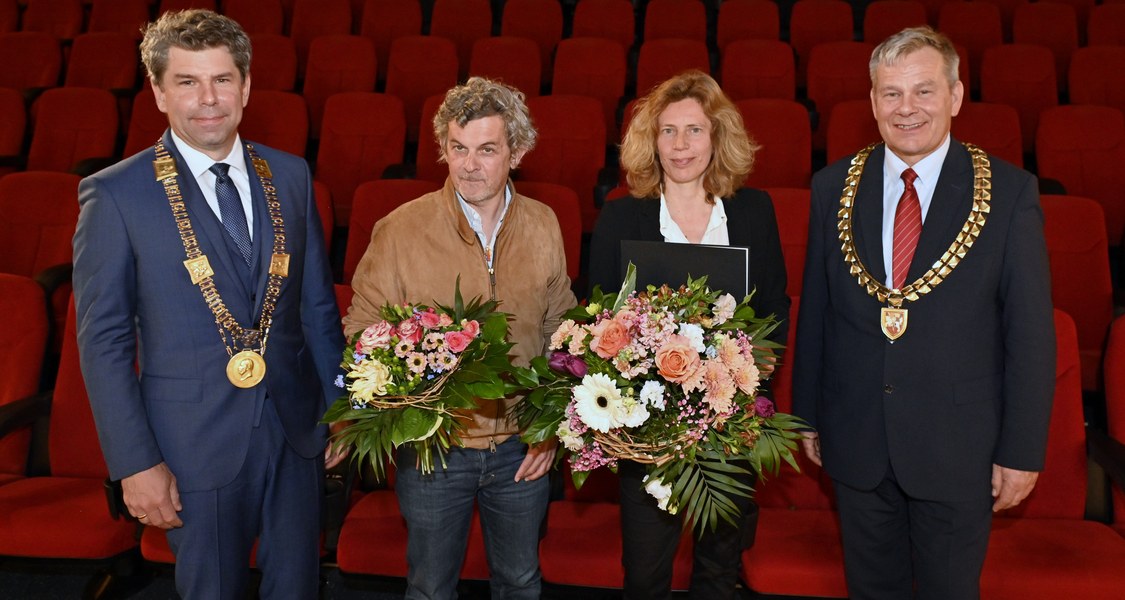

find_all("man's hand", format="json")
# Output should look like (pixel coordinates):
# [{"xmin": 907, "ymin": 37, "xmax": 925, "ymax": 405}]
[
  {"xmin": 800, "ymin": 431, "xmax": 822, "ymax": 467},
  {"xmin": 122, "ymin": 462, "xmax": 183, "ymax": 529},
  {"xmin": 514, "ymin": 438, "xmax": 558, "ymax": 482},
  {"xmin": 324, "ymin": 421, "xmax": 351, "ymax": 469},
  {"xmin": 756, "ymin": 347, "xmax": 778, "ymax": 378},
  {"xmin": 991, "ymin": 464, "xmax": 1039, "ymax": 512}
]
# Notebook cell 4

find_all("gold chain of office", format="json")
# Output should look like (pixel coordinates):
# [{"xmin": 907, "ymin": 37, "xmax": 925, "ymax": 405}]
[
  {"xmin": 152, "ymin": 139, "xmax": 290, "ymax": 387},
  {"xmin": 837, "ymin": 142, "xmax": 992, "ymax": 310}
]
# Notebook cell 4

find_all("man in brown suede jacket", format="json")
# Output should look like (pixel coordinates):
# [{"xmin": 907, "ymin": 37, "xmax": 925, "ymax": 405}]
[{"xmin": 342, "ymin": 77, "xmax": 576, "ymax": 600}]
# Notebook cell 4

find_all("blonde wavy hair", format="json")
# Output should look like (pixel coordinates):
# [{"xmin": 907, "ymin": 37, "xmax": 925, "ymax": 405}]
[{"xmin": 620, "ymin": 70, "xmax": 757, "ymax": 200}]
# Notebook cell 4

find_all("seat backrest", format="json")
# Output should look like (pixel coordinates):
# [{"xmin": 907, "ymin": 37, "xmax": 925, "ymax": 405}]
[
  {"xmin": 501, "ymin": 0, "xmax": 562, "ymax": 86},
  {"xmin": 1041, "ymin": 195, "xmax": 1113, "ymax": 392},
  {"xmin": 303, "ymin": 34, "xmax": 377, "ymax": 138},
  {"xmin": 635, "ymin": 39, "xmax": 711, "ymax": 97},
  {"xmin": 864, "ymin": 0, "xmax": 928, "ymax": 43},
  {"xmin": 1013, "ymin": 1, "xmax": 1077, "ymax": 92},
  {"xmin": 826, "ymin": 99, "xmax": 880, "ymax": 165},
  {"xmin": 429, "ymin": 0, "xmax": 492, "ymax": 81},
  {"xmin": 1000, "ymin": 310, "xmax": 1086, "ymax": 519},
  {"xmin": 124, "ymin": 87, "xmax": 167, "ymax": 158},
  {"xmin": 27, "ymin": 87, "xmax": 120, "ymax": 172},
  {"xmin": 806, "ymin": 41, "xmax": 875, "ymax": 151},
  {"xmin": 0, "ymin": 87, "xmax": 26, "ymax": 160},
  {"xmin": 223, "ymin": 0, "xmax": 285, "ymax": 34},
  {"xmin": 414, "ymin": 93, "xmax": 447, "ymax": 184},
  {"xmin": 344, "ymin": 179, "xmax": 442, "ymax": 283},
  {"xmin": 950, "ymin": 101, "xmax": 1023, "ymax": 167},
  {"xmin": 644, "ymin": 0, "xmax": 706, "ymax": 43},
  {"xmin": 316, "ymin": 92, "xmax": 406, "ymax": 224},
  {"xmin": 360, "ymin": 0, "xmax": 422, "ymax": 83},
  {"xmin": 385, "ymin": 35, "xmax": 458, "ymax": 143},
  {"xmin": 468, "ymin": 36, "xmax": 541, "ymax": 100},
  {"xmin": 514, "ymin": 181, "xmax": 582, "ymax": 282},
  {"xmin": 721, "ymin": 39, "xmax": 796, "ymax": 101},
  {"xmin": 738, "ymin": 99, "xmax": 812, "ymax": 189},
  {"xmin": 1036, "ymin": 105, "xmax": 1125, "ymax": 246},
  {"xmin": 240, "ymin": 90, "xmax": 309, "ymax": 158},
  {"xmin": 246, "ymin": 33, "xmax": 297, "ymax": 92},
  {"xmin": 764, "ymin": 188, "xmax": 811, "ymax": 298},
  {"xmin": 938, "ymin": 1, "xmax": 1003, "ymax": 91},
  {"xmin": 1068, "ymin": 46, "xmax": 1125, "ymax": 117},
  {"xmin": 87, "ymin": 0, "xmax": 148, "ymax": 39},
  {"xmin": 0, "ymin": 0, "xmax": 17, "ymax": 33},
  {"xmin": 0, "ymin": 273, "xmax": 48, "ymax": 476},
  {"xmin": 552, "ymin": 37, "xmax": 627, "ymax": 138},
  {"xmin": 1088, "ymin": 3, "xmax": 1125, "ymax": 47},
  {"xmin": 1103, "ymin": 315, "xmax": 1125, "ymax": 530},
  {"xmin": 0, "ymin": 171, "xmax": 82, "ymax": 277},
  {"xmin": 290, "ymin": 0, "xmax": 353, "ymax": 77},
  {"xmin": 64, "ymin": 32, "xmax": 139, "ymax": 90},
  {"xmin": 50, "ymin": 297, "xmax": 113, "ymax": 478},
  {"xmin": 572, "ymin": 0, "xmax": 635, "ymax": 53},
  {"xmin": 520, "ymin": 95, "xmax": 606, "ymax": 233},
  {"xmin": 21, "ymin": 0, "xmax": 83, "ymax": 41},
  {"xmin": 717, "ymin": 0, "xmax": 779, "ymax": 52},
  {"xmin": 979, "ymin": 43, "xmax": 1057, "ymax": 154},
  {"xmin": 312, "ymin": 179, "xmax": 333, "ymax": 249},
  {"xmin": 789, "ymin": 0, "xmax": 854, "ymax": 85},
  {"xmin": 0, "ymin": 32, "xmax": 61, "ymax": 91}
]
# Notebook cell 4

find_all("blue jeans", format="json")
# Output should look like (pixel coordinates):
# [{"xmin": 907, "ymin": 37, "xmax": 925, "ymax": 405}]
[{"xmin": 395, "ymin": 437, "xmax": 549, "ymax": 600}]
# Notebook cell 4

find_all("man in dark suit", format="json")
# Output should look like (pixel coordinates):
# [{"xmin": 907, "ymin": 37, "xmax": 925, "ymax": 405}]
[
  {"xmin": 72, "ymin": 10, "xmax": 345, "ymax": 599},
  {"xmin": 792, "ymin": 26, "xmax": 1055, "ymax": 599}
]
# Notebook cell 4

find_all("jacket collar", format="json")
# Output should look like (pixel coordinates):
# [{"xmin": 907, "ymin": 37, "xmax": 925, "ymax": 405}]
[{"xmin": 441, "ymin": 177, "xmax": 521, "ymax": 247}]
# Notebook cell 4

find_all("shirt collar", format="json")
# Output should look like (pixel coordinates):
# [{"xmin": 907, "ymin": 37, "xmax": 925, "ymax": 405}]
[
  {"xmin": 456, "ymin": 183, "xmax": 513, "ymax": 237},
  {"xmin": 169, "ymin": 130, "xmax": 248, "ymax": 181},
  {"xmin": 884, "ymin": 134, "xmax": 951, "ymax": 190},
  {"xmin": 658, "ymin": 193, "xmax": 727, "ymax": 243}
]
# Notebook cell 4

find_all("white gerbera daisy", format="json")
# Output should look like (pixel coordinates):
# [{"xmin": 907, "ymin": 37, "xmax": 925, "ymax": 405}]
[
  {"xmin": 639, "ymin": 380, "xmax": 666, "ymax": 410},
  {"xmin": 573, "ymin": 373, "xmax": 624, "ymax": 433}
]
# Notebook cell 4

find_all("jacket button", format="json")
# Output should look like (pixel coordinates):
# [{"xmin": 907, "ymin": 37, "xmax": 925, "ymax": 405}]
[{"xmin": 884, "ymin": 384, "xmax": 894, "ymax": 394}]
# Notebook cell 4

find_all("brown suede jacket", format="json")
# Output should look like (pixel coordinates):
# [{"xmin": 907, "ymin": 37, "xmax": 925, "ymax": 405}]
[{"xmin": 343, "ymin": 178, "xmax": 577, "ymax": 449}]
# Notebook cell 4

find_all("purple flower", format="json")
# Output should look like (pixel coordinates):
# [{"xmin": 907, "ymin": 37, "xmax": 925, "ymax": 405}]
[
  {"xmin": 754, "ymin": 396, "xmax": 775, "ymax": 418},
  {"xmin": 548, "ymin": 351, "xmax": 588, "ymax": 378},
  {"xmin": 334, "ymin": 374, "xmax": 345, "ymax": 389}
]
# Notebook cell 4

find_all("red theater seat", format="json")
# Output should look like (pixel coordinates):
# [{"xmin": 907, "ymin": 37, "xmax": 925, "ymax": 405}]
[
  {"xmin": 0, "ymin": 274, "xmax": 48, "ymax": 484},
  {"xmin": 738, "ymin": 99, "xmax": 812, "ymax": 189},
  {"xmin": 765, "ymin": 188, "xmax": 811, "ymax": 298},
  {"xmin": 343, "ymin": 179, "xmax": 441, "ymax": 284}
]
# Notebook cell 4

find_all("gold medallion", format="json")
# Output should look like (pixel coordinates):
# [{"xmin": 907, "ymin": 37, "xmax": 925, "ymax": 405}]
[
  {"xmin": 183, "ymin": 255, "xmax": 215, "ymax": 285},
  {"xmin": 227, "ymin": 350, "xmax": 266, "ymax": 388},
  {"xmin": 880, "ymin": 307, "xmax": 908, "ymax": 341},
  {"xmin": 269, "ymin": 253, "xmax": 290, "ymax": 277},
  {"xmin": 153, "ymin": 156, "xmax": 177, "ymax": 181}
]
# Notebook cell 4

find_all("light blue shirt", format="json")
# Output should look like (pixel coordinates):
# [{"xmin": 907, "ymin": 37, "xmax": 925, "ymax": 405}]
[
  {"xmin": 880, "ymin": 134, "xmax": 951, "ymax": 287},
  {"xmin": 456, "ymin": 184, "xmax": 513, "ymax": 269},
  {"xmin": 170, "ymin": 131, "xmax": 255, "ymax": 240}
]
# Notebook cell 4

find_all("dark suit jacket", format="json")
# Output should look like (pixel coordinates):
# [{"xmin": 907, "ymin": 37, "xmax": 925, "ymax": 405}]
[
  {"xmin": 792, "ymin": 141, "xmax": 1055, "ymax": 502},
  {"xmin": 587, "ymin": 188, "xmax": 790, "ymax": 345},
  {"xmin": 73, "ymin": 130, "xmax": 344, "ymax": 492}
]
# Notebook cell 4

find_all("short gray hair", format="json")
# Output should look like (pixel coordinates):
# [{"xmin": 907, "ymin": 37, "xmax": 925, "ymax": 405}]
[
  {"xmin": 869, "ymin": 26, "xmax": 959, "ymax": 87},
  {"xmin": 432, "ymin": 77, "xmax": 537, "ymax": 161},
  {"xmin": 140, "ymin": 9, "xmax": 252, "ymax": 85}
]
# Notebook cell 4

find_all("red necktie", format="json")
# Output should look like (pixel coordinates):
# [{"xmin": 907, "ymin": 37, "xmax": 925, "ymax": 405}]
[{"xmin": 891, "ymin": 168, "xmax": 921, "ymax": 289}]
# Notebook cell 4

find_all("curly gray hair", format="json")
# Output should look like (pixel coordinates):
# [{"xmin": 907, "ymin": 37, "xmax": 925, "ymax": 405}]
[{"xmin": 432, "ymin": 77, "xmax": 537, "ymax": 162}]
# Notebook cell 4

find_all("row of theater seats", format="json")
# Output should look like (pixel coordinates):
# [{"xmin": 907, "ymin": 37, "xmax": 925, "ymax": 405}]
[{"xmin": 1, "ymin": 274, "xmax": 1123, "ymax": 597}]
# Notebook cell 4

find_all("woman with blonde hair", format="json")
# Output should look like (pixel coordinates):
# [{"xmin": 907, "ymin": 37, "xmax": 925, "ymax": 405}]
[{"xmin": 587, "ymin": 70, "xmax": 790, "ymax": 599}]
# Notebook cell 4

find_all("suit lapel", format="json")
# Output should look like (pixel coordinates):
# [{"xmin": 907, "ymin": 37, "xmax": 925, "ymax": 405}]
[
  {"xmin": 163, "ymin": 130, "xmax": 253, "ymax": 311},
  {"xmin": 907, "ymin": 140, "xmax": 973, "ymax": 283},
  {"xmin": 854, "ymin": 144, "xmax": 887, "ymax": 285},
  {"xmin": 244, "ymin": 144, "xmax": 273, "ymax": 318}
]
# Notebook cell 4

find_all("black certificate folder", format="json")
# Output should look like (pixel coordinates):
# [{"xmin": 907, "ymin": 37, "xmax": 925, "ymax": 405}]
[{"xmin": 619, "ymin": 240, "xmax": 750, "ymax": 298}]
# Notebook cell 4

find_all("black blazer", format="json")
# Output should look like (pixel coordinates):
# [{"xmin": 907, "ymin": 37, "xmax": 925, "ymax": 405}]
[
  {"xmin": 792, "ymin": 141, "xmax": 1055, "ymax": 502},
  {"xmin": 586, "ymin": 188, "xmax": 790, "ymax": 345}
]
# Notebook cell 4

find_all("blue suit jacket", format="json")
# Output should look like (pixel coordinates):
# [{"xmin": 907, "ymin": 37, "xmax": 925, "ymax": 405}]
[
  {"xmin": 73, "ymin": 130, "xmax": 344, "ymax": 492},
  {"xmin": 792, "ymin": 141, "xmax": 1055, "ymax": 502}
]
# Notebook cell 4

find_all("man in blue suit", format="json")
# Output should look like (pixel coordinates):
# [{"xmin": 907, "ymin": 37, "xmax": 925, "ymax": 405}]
[
  {"xmin": 793, "ymin": 27, "xmax": 1054, "ymax": 599},
  {"xmin": 73, "ymin": 10, "xmax": 346, "ymax": 599}
]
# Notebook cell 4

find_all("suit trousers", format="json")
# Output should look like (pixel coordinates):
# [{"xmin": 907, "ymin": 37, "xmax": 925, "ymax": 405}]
[
  {"xmin": 833, "ymin": 465, "xmax": 992, "ymax": 600},
  {"xmin": 166, "ymin": 397, "xmax": 323, "ymax": 600},
  {"xmin": 618, "ymin": 461, "xmax": 758, "ymax": 600}
]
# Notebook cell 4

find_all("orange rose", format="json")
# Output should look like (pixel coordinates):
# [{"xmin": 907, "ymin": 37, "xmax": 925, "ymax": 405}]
[
  {"xmin": 655, "ymin": 335, "xmax": 701, "ymax": 383},
  {"xmin": 590, "ymin": 318, "xmax": 631, "ymax": 359}
]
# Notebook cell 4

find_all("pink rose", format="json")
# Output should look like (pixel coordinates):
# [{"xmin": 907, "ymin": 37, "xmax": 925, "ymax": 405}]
[
  {"xmin": 461, "ymin": 319, "xmax": 481, "ymax": 339},
  {"xmin": 655, "ymin": 335, "xmax": 701, "ymax": 383},
  {"xmin": 444, "ymin": 330, "xmax": 473, "ymax": 353},
  {"xmin": 397, "ymin": 319, "xmax": 423, "ymax": 345},
  {"xmin": 356, "ymin": 321, "xmax": 395, "ymax": 353},
  {"xmin": 419, "ymin": 309, "xmax": 443, "ymax": 330},
  {"xmin": 590, "ymin": 318, "xmax": 631, "ymax": 359}
]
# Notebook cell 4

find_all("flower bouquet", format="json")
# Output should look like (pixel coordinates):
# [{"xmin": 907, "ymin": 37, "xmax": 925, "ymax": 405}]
[
  {"xmin": 515, "ymin": 265, "xmax": 805, "ymax": 534},
  {"xmin": 325, "ymin": 282, "xmax": 519, "ymax": 476}
]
